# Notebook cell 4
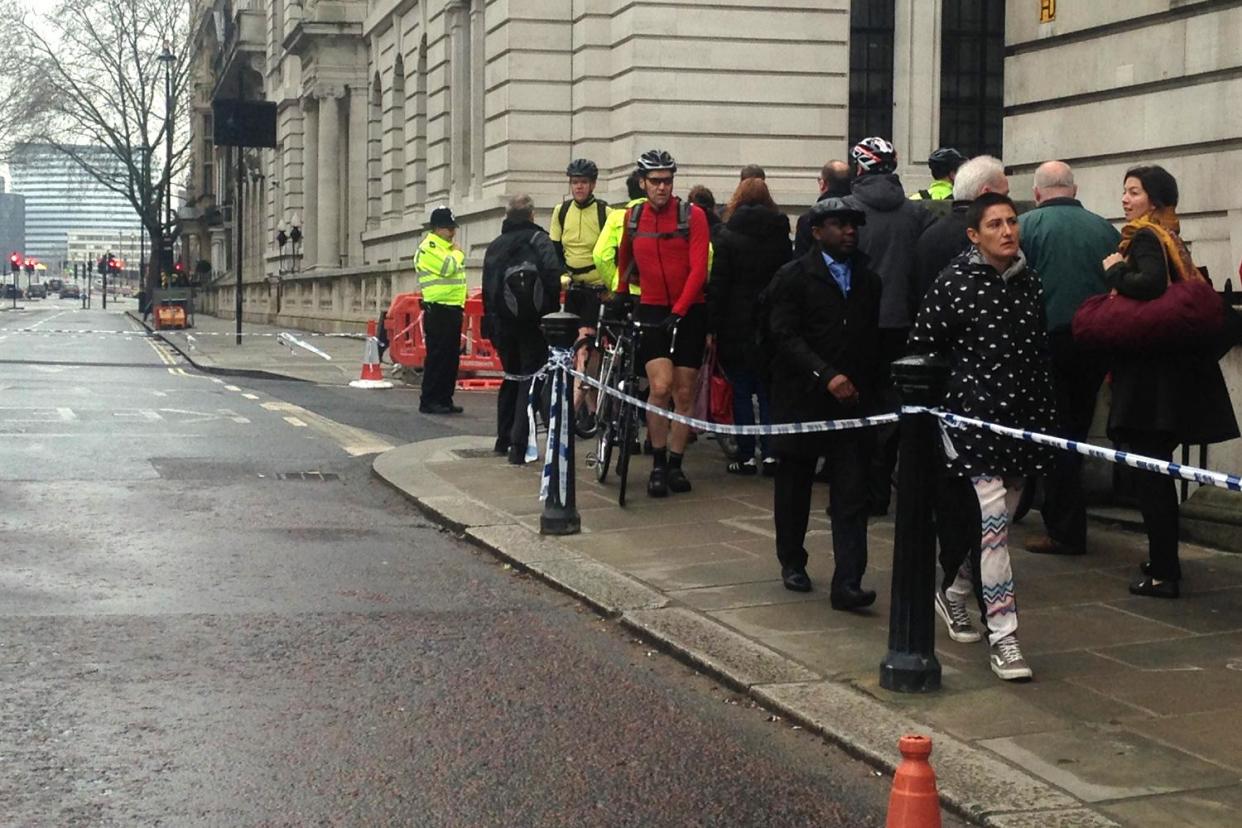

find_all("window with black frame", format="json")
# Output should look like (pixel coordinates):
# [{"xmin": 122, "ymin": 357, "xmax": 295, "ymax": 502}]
[
  {"xmin": 849, "ymin": 0, "xmax": 895, "ymax": 146},
  {"xmin": 939, "ymin": 0, "xmax": 1005, "ymax": 157}
]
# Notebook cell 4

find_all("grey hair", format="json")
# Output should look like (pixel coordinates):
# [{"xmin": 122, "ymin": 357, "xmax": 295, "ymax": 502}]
[
  {"xmin": 953, "ymin": 155, "xmax": 1007, "ymax": 201},
  {"xmin": 506, "ymin": 193, "xmax": 535, "ymax": 221},
  {"xmin": 1033, "ymin": 161, "xmax": 1075, "ymax": 191}
]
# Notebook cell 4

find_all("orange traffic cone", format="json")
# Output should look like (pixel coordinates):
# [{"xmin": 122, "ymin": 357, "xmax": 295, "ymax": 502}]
[
  {"xmin": 886, "ymin": 735, "xmax": 941, "ymax": 828},
  {"xmin": 349, "ymin": 319, "xmax": 394, "ymax": 389}
]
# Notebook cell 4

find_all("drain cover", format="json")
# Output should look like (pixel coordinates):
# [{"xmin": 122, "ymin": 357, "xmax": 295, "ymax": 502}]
[{"xmin": 274, "ymin": 471, "xmax": 340, "ymax": 481}]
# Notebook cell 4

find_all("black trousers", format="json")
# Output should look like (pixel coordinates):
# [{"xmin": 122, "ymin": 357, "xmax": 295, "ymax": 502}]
[
  {"xmin": 774, "ymin": 432, "xmax": 871, "ymax": 593},
  {"xmin": 1041, "ymin": 331, "xmax": 1106, "ymax": 548},
  {"xmin": 494, "ymin": 323, "xmax": 547, "ymax": 452},
  {"xmin": 1122, "ymin": 432, "xmax": 1181, "ymax": 581},
  {"xmin": 935, "ymin": 474, "xmax": 986, "ymax": 618},
  {"xmin": 869, "ymin": 327, "xmax": 908, "ymax": 511},
  {"xmin": 421, "ymin": 303, "xmax": 463, "ymax": 408}
]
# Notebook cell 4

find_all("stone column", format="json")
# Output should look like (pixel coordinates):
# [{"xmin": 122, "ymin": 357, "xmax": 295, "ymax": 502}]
[
  {"xmin": 302, "ymin": 97, "xmax": 319, "ymax": 269},
  {"xmin": 348, "ymin": 87, "xmax": 367, "ymax": 264},
  {"xmin": 892, "ymin": 0, "xmax": 942, "ymax": 175},
  {"xmin": 317, "ymin": 92, "xmax": 341, "ymax": 269},
  {"xmin": 447, "ymin": 1, "xmax": 469, "ymax": 196}
]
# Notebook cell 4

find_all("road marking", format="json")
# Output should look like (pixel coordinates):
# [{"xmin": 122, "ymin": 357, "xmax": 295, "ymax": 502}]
[
  {"xmin": 114, "ymin": 409, "xmax": 163, "ymax": 422},
  {"xmin": 283, "ymin": 416, "xmax": 308, "ymax": 427},
  {"xmin": 152, "ymin": 390, "xmax": 168, "ymax": 397},
  {"xmin": 242, "ymin": 393, "xmax": 258, "ymax": 400},
  {"xmin": 218, "ymin": 408, "xmax": 251, "ymax": 424},
  {"xmin": 224, "ymin": 384, "xmax": 241, "ymax": 392},
  {"xmin": 261, "ymin": 400, "xmax": 395, "ymax": 456},
  {"xmin": 56, "ymin": 407, "xmax": 77, "ymax": 422},
  {"xmin": 26, "ymin": 310, "xmax": 68, "ymax": 329},
  {"xmin": 211, "ymin": 378, "xmax": 224, "ymax": 384}
]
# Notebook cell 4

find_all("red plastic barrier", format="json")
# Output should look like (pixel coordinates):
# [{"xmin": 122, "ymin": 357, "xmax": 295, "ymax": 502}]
[{"xmin": 384, "ymin": 290, "xmax": 503, "ymax": 377}]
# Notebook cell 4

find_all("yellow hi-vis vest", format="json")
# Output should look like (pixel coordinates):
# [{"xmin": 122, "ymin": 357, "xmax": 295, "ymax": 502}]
[{"xmin": 415, "ymin": 232, "xmax": 467, "ymax": 306}]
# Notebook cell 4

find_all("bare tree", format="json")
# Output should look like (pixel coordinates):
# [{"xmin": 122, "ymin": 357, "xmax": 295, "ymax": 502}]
[{"xmin": 5, "ymin": 0, "xmax": 191, "ymax": 290}]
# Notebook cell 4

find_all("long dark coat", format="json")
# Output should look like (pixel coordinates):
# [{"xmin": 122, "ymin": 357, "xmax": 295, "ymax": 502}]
[
  {"xmin": 766, "ymin": 248, "xmax": 884, "ymax": 457},
  {"xmin": 1103, "ymin": 229, "xmax": 1238, "ymax": 445},
  {"xmin": 707, "ymin": 205, "xmax": 792, "ymax": 372}
]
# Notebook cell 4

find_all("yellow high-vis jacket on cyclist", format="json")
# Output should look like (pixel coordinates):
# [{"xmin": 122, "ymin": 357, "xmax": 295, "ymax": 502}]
[
  {"xmin": 414, "ymin": 232, "xmax": 467, "ymax": 307},
  {"xmin": 550, "ymin": 196, "xmax": 607, "ymax": 287},
  {"xmin": 594, "ymin": 197, "xmax": 645, "ymax": 296}
]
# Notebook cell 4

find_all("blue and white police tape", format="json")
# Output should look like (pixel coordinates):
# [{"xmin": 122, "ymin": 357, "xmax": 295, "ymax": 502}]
[
  {"xmin": 930, "ymin": 409, "xmax": 1242, "ymax": 493},
  {"xmin": 520, "ymin": 350, "xmax": 1242, "ymax": 494},
  {"xmin": 567, "ymin": 366, "xmax": 898, "ymax": 435},
  {"xmin": 519, "ymin": 347, "xmax": 576, "ymax": 503}
]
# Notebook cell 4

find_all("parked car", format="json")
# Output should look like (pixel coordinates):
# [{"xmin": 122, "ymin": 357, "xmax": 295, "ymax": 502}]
[
  {"xmin": 2, "ymin": 283, "xmax": 22, "ymax": 299},
  {"xmin": 27, "ymin": 283, "xmax": 47, "ymax": 299},
  {"xmin": 59, "ymin": 285, "xmax": 80, "ymax": 299}
]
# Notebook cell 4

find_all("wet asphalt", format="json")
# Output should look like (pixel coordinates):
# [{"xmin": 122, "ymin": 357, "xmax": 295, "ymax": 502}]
[{"xmin": 0, "ymin": 301, "xmax": 961, "ymax": 826}]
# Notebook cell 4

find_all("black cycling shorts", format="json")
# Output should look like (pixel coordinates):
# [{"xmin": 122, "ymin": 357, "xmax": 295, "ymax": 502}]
[
  {"xmin": 636, "ymin": 303, "xmax": 708, "ymax": 369},
  {"xmin": 563, "ymin": 283, "xmax": 604, "ymax": 328}
]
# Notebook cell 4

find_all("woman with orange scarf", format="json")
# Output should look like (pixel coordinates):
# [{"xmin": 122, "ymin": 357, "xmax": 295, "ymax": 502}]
[{"xmin": 1100, "ymin": 165, "xmax": 1238, "ymax": 598}]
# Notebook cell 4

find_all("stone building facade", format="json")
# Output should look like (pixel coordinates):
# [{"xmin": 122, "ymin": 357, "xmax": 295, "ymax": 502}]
[{"xmin": 183, "ymin": 0, "xmax": 982, "ymax": 328}]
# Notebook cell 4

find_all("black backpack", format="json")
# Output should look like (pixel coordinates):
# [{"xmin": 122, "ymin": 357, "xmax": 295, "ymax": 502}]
[
  {"xmin": 622, "ymin": 199, "xmax": 693, "ymax": 287},
  {"xmin": 498, "ymin": 230, "xmax": 552, "ymax": 324},
  {"xmin": 557, "ymin": 197, "xmax": 609, "ymax": 233}
]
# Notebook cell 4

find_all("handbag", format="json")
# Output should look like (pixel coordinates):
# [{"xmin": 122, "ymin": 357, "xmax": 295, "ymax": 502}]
[
  {"xmin": 692, "ymin": 342, "xmax": 735, "ymax": 426},
  {"xmin": 1071, "ymin": 275, "xmax": 1223, "ymax": 352}
]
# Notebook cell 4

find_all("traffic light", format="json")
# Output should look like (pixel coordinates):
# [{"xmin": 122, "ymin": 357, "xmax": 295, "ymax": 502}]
[
  {"xmin": 9, "ymin": 252, "xmax": 19, "ymax": 274},
  {"xmin": 97, "ymin": 256, "xmax": 107, "ymax": 275},
  {"xmin": 23, "ymin": 257, "xmax": 34, "ymax": 273},
  {"xmin": 108, "ymin": 256, "xmax": 120, "ymax": 274},
  {"xmin": 159, "ymin": 240, "xmax": 174, "ymax": 275}
]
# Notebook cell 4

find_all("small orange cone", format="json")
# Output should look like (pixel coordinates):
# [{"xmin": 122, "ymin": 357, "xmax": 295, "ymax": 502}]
[
  {"xmin": 886, "ymin": 735, "xmax": 941, "ymax": 828},
  {"xmin": 349, "ymin": 319, "xmax": 394, "ymax": 389}
]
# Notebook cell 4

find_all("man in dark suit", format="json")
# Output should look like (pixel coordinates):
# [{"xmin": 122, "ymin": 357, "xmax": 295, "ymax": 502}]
[{"xmin": 766, "ymin": 198, "xmax": 883, "ymax": 610}]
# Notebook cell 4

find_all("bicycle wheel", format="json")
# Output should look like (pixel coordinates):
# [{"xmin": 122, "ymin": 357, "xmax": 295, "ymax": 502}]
[{"xmin": 593, "ymin": 355, "xmax": 616, "ymax": 483}]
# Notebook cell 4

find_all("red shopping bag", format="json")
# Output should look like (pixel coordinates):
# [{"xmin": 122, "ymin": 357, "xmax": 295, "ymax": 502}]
[{"xmin": 693, "ymin": 342, "xmax": 733, "ymax": 426}]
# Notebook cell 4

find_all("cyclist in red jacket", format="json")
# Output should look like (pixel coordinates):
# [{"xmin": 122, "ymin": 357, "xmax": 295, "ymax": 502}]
[{"xmin": 617, "ymin": 149, "xmax": 712, "ymax": 498}]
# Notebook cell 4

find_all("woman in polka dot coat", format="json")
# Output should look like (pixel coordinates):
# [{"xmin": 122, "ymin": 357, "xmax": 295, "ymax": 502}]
[{"xmin": 908, "ymin": 192, "xmax": 1057, "ymax": 682}]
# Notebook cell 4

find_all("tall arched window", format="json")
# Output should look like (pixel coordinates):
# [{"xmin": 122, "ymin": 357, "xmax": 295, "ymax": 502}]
[
  {"xmin": 409, "ymin": 38, "xmax": 427, "ymax": 212},
  {"xmin": 367, "ymin": 72, "xmax": 382, "ymax": 227},
  {"xmin": 385, "ymin": 55, "xmax": 407, "ymax": 219}
]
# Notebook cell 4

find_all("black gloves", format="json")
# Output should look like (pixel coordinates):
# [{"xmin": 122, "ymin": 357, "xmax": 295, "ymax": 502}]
[{"xmin": 660, "ymin": 313, "xmax": 682, "ymax": 334}]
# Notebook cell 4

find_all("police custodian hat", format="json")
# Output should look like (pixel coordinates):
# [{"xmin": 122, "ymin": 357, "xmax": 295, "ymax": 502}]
[
  {"xmin": 427, "ymin": 206, "xmax": 458, "ymax": 228},
  {"xmin": 808, "ymin": 197, "xmax": 866, "ymax": 226}
]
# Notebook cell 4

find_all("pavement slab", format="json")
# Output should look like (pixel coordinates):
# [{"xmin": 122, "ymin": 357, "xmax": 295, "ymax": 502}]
[
  {"xmin": 623, "ymin": 607, "xmax": 821, "ymax": 688},
  {"xmin": 372, "ymin": 433, "xmax": 1242, "ymax": 826}
]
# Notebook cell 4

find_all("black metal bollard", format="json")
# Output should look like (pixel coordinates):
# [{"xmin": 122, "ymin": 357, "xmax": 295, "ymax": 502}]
[
  {"xmin": 880, "ymin": 353, "xmax": 950, "ymax": 693},
  {"xmin": 539, "ymin": 311, "xmax": 581, "ymax": 535}
]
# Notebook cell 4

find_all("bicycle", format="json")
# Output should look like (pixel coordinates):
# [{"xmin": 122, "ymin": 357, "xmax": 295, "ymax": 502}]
[
  {"xmin": 586, "ymin": 299, "xmax": 636, "ymax": 487},
  {"xmin": 592, "ymin": 311, "xmax": 671, "ymax": 507},
  {"xmin": 568, "ymin": 283, "xmax": 608, "ymax": 439}
]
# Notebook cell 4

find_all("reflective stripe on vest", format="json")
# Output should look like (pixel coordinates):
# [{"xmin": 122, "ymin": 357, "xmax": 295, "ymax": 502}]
[{"xmin": 415, "ymin": 234, "xmax": 467, "ymax": 306}]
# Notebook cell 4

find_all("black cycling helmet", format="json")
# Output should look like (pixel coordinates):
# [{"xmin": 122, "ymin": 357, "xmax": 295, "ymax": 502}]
[
  {"xmin": 928, "ymin": 147, "xmax": 966, "ymax": 179},
  {"xmin": 636, "ymin": 149, "xmax": 677, "ymax": 176},
  {"xmin": 566, "ymin": 158, "xmax": 598, "ymax": 180},
  {"xmin": 850, "ymin": 137, "xmax": 897, "ymax": 175}
]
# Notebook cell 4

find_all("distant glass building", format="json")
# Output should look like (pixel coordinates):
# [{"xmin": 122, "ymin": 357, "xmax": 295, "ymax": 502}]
[
  {"xmin": 8, "ymin": 142, "xmax": 137, "ymax": 264},
  {"xmin": 0, "ymin": 177, "xmax": 24, "ymax": 263}
]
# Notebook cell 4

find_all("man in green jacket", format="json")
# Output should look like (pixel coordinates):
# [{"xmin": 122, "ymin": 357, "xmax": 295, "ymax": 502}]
[{"xmin": 1018, "ymin": 160, "xmax": 1121, "ymax": 556}]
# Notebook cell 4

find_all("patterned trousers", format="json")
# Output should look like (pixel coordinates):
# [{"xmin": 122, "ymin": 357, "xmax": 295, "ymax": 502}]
[{"xmin": 946, "ymin": 475, "xmax": 1024, "ymax": 645}]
